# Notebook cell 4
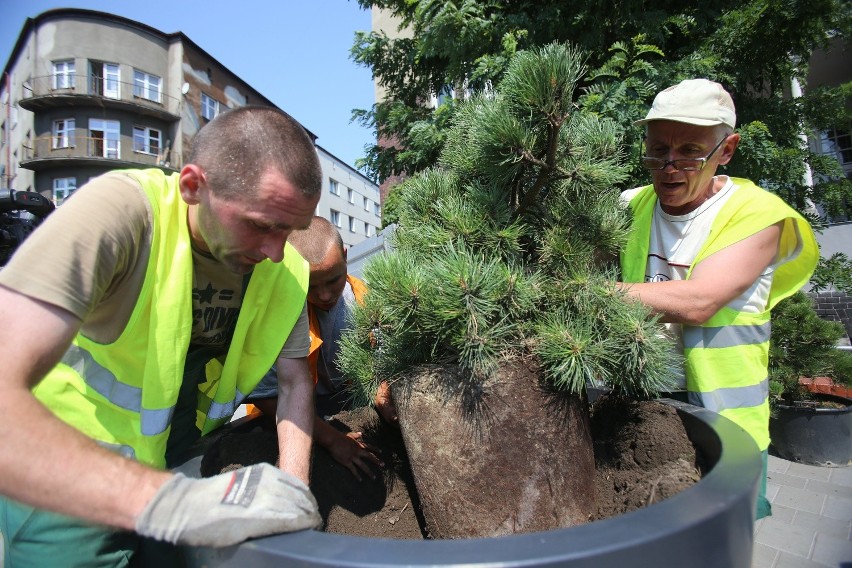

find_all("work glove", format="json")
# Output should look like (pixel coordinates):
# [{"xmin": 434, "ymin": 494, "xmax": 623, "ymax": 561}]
[{"xmin": 135, "ymin": 463, "xmax": 320, "ymax": 547}]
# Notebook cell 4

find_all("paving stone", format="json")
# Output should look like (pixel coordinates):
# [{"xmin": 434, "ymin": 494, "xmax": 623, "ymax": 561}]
[
  {"xmin": 828, "ymin": 467, "xmax": 852, "ymax": 487},
  {"xmin": 758, "ymin": 459, "xmax": 851, "ymax": 568},
  {"xmin": 774, "ymin": 486, "xmax": 827, "ymax": 515},
  {"xmin": 787, "ymin": 462, "xmax": 832, "ymax": 483},
  {"xmin": 768, "ymin": 504, "xmax": 797, "ymax": 525},
  {"xmin": 751, "ymin": 542, "xmax": 778, "ymax": 568},
  {"xmin": 793, "ymin": 510, "xmax": 852, "ymax": 540},
  {"xmin": 773, "ymin": 551, "xmax": 830, "ymax": 568},
  {"xmin": 767, "ymin": 481, "xmax": 782, "ymax": 502},
  {"xmin": 770, "ymin": 455, "xmax": 792, "ymax": 474},
  {"xmin": 810, "ymin": 533, "xmax": 852, "ymax": 567},
  {"xmin": 769, "ymin": 471, "xmax": 809, "ymax": 489},
  {"xmin": 754, "ymin": 517, "xmax": 816, "ymax": 558},
  {"xmin": 805, "ymin": 478, "xmax": 852, "ymax": 500},
  {"xmin": 821, "ymin": 494, "xmax": 852, "ymax": 522}
]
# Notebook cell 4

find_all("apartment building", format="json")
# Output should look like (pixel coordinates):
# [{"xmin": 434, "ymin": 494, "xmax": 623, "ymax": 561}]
[
  {"xmin": 1, "ymin": 8, "xmax": 379, "ymax": 246},
  {"xmin": 318, "ymin": 145, "xmax": 382, "ymax": 248}
]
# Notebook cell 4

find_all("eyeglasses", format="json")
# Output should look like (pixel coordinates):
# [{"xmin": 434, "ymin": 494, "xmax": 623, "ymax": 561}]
[{"xmin": 641, "ymin": 136, "xmax": 729, "ymax": 171}]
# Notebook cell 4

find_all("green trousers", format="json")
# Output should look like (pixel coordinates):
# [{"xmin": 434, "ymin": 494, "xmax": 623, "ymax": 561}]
[
  {"xmin": 0, "ymin": 498, "xmax": 189, "ymax": 568},
  {"xmin": 757, "ymin": 450, "xmax": 772, "ymax": 520}
]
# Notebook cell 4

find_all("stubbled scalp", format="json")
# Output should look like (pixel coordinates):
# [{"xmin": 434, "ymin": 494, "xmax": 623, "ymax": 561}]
[
  {"xmin": 189, "ymin": 105, "xmax": 322, "ymax": 200},
  {"xmin": 287, "ymin": 216, "xmax": 344, "ymax": 265}
]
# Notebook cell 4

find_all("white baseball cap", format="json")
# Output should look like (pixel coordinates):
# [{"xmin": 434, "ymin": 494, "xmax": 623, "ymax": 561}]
[{"xmin": 634, "ymin": 79, "xmax": 736, "ymax": 129}]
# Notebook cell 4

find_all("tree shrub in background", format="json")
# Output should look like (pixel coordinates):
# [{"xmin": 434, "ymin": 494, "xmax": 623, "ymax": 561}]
[
  {"xmin": 768, "ymin": 291, "xmax": 852, "ymax": 408},
  {"xmin": 352, "ymin": 1, "xmax": 851, "ymax": 291}
]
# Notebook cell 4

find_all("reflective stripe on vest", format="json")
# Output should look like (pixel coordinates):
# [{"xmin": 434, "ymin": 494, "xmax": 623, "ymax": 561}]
[
  {"xmin": 682, "ymin": 322, "xmax": 771, "ymax": 349},
  {"xmin": 688, "ymin": 377, "xmax": 769, "ymax": 411},
  {"xmin": 95, "ymin": 440, "xmax": 137, "ymax": 460},
  {"xmin": 61, "ymin": 344, "xmax": 173, "ymax": 436},
  {"xmin": 206, "ymin": 388, "xmax": 250, "ymax": 422}
]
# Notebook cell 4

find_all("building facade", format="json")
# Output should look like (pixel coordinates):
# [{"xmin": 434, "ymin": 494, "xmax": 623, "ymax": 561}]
[
  {"xmin": 1, "ymin": 8, "xmax": 379, "ymax": 246},
  {"xmin": 317, "ymin": 145, "xmax": 382, "ymax": 248}
]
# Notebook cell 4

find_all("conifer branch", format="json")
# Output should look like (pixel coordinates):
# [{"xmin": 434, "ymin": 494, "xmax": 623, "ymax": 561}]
[{"xmin": 515, "ymin": 112, "xmax": 566, "ymax": 217}]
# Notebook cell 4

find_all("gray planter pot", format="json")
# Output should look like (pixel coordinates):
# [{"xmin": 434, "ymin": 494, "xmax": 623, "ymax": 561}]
[
  {"xmin": 181, "ymin": 399, "xmax": 760, "ymax": 568},
  {"xmin": 769, "ymin": 393, "xmax": 852, "ymax": 467}
]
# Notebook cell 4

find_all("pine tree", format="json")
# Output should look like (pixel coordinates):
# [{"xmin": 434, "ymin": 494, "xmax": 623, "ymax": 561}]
[
  {"xmin": 768, "ymin": 291, "xmax": 852, "ymax": 406},
  {"xmin": 338, "ymin": 42, "xmax": 682, "ymax": 538},
  {"xmin": 339, "ymin": 43, "xmax": 676, "ymax": 409}
]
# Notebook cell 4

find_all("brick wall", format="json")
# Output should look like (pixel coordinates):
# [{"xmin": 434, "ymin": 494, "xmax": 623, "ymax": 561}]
[{"xmin": 809, "ymin": 291, "xmax": 852, "ymax": 340}]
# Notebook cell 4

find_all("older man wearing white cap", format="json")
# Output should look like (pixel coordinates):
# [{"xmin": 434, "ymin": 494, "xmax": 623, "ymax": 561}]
[{"xmin": 618, "ymin": 79, "xmax": 819, "ymax": 519}]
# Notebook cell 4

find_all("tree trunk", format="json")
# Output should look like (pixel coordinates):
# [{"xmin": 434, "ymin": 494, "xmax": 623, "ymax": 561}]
[{"xmin": 392, "ymin": 355, "xmax": 596, "ymax": 539}]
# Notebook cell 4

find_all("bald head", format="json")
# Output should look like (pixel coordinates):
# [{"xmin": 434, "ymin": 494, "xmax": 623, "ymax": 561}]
[
  {"xmin": 289, "ymin": 216, "xmax": 349, "ymax": 310},
  {"xmin": 287, "ymin": 216, "xmax": 345, "ymax": 266}
]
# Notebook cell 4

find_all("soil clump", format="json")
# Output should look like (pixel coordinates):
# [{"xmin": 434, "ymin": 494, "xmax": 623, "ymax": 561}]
[{"xmin": 391, "ymin": 360, "xmax": 595, "ymax": 538}]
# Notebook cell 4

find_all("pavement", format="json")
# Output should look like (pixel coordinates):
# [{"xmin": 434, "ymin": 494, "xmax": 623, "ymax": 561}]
[{"xmin": 752, "ymin": 454, "xmax": 852, "ymax": 567}]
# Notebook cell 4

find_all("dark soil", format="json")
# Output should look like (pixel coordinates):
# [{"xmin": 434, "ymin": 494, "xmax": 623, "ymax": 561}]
[
  {"xmin": 200, "ymin": 406, "xmax": 424, "ymax": 539},
  {"xmin": 590, "ymin": 394, "xmax": 701, "ymax": 519},
  {"xmin": 200, "ymin": 391, "xmax": 700, "ymax": 540}
]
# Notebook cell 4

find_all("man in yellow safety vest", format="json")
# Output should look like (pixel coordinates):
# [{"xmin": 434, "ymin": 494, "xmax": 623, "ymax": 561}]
[{"xmin": 619, "ymin": 79, "xmax": 818, "ymax": 519}]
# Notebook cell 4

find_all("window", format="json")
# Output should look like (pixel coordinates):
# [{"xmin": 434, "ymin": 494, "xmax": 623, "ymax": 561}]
[
  {"xmin": 348, "ymin": 216, "xmax": 356, "ymax": 232},
  {"xmin": 90, "ymin": 62, "xmax": 120, "ymax": 99},
  {"xmin": 330, "ymin": 209, "xmax": 341, "ymax": 227},
  {"xmin": 53, "ymin": 177, "xmax": 77, "ymax": 205},
  {"xmin": 329, "ymin": 179, "xmax": 340, "ymax": 195},
  {"xmin": 363, "ymin": 196, "xmax": 369, "ymax": 210},
  {"xmin": 348, "ymin": 188, "xmax": 355, "ymax": 204},
  {"xmin": 821, "ymin": 128, "xmax": 852, "ymax": 165},
  {"xmin": 201, "ymin": 93, "xmax": 221, "ymax": 120},
  {"xmin": 431, "ymin": 84, "xmax": 454, "ymax": 108},
  {"xmin": 133, "ymin": 126, "xmax": 162, "ymax": 155},
  {"xmin": 364, "ymin": 222, "xmax": 372, "ymax": 237},
  {"xmin": 52, "ymin": 60, "xmax": 75, "ymax": 89},
  {"xmin": 89, "ymin": 118, "xmax": 120, "ymax": 159},
  {"xmin": 52, "ymin": 118, "xmax": 75, "ymax": 149},
  {"xmin": 374, "ymin": 202, "xmax": 380, "ymax": 216},
  {"xmin": 133, "ymin": 70, "xmax": 162, "ymax": 103}
]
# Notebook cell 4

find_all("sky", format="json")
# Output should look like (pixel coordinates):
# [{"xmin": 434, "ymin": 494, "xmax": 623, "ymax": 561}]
[{"xmin": 0, "ymin": 0, "xmax": 377, "ymax": 171}]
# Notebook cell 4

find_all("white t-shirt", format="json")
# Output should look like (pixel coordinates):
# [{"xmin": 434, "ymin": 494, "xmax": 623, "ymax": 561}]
[{"xmin": 622, "ymin": 176, "xmax": 778, "ymax": 387}]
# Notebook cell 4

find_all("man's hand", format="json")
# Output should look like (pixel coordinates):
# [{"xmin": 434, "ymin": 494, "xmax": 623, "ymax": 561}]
[
  {"xmin": 375, "ymin": 381, "xmax": 399, "ymax": 426},
  {"xmin": 322, "ymin": 425, "xmax": 384, "ymax": 481},
  {"xmin": 135, "ymin": 463, "xmax": 320, "ymax": 547}
]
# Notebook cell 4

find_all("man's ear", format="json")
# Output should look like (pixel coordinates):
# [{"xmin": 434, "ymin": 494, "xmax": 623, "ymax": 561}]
[
  {"xmin": 178, "ymin": 164, "xmax": 206, "ymax": 204},
  {"xmin": 717, "ymin": 133, "xmax": 740, "ymax": 166}
]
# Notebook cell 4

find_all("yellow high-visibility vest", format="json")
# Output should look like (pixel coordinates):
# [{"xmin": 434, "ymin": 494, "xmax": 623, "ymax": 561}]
[
  {"xmin": 620, "ymin": 178, "xmax": 817, "ymax": 450},
  {"xmin": 34, "ymin": 169, "xmax": 308, "ymax": 467}
]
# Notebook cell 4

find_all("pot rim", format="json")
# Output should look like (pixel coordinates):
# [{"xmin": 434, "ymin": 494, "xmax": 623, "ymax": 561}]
[
  {"xmin": 184, "ymin": 398, "xmax": 761, "ymax": 568},
  {"xmin": 774, "ymin": 393, "xmax": 852, "ymax": 413}
]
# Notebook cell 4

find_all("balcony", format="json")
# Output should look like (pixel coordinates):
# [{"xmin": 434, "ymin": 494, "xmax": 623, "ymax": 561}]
[
  {"xmin": 19, "ymin": 74, "xmax": 181, "ymax": 121},
  {"xmin": 20, "ymin": 131, "xmax": 181, "ymax": 172}
]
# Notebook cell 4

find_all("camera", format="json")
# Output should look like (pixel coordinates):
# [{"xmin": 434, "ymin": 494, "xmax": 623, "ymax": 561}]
[{"xmin": 0, "ymin": 189, "xmax": 55, "ymax": 267}]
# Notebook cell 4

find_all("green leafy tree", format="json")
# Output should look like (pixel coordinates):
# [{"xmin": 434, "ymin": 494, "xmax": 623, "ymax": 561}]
[
  {"xmin": 352, "ymin": 0, "xmax": 852, "ymax": 231},
  {"xmin": 810, "ymin": 252, "xmax": 852, "ymax": 295},
  {"xmin": 339, "ymin": 43, "xmax": 676, "ymax": 409}
]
